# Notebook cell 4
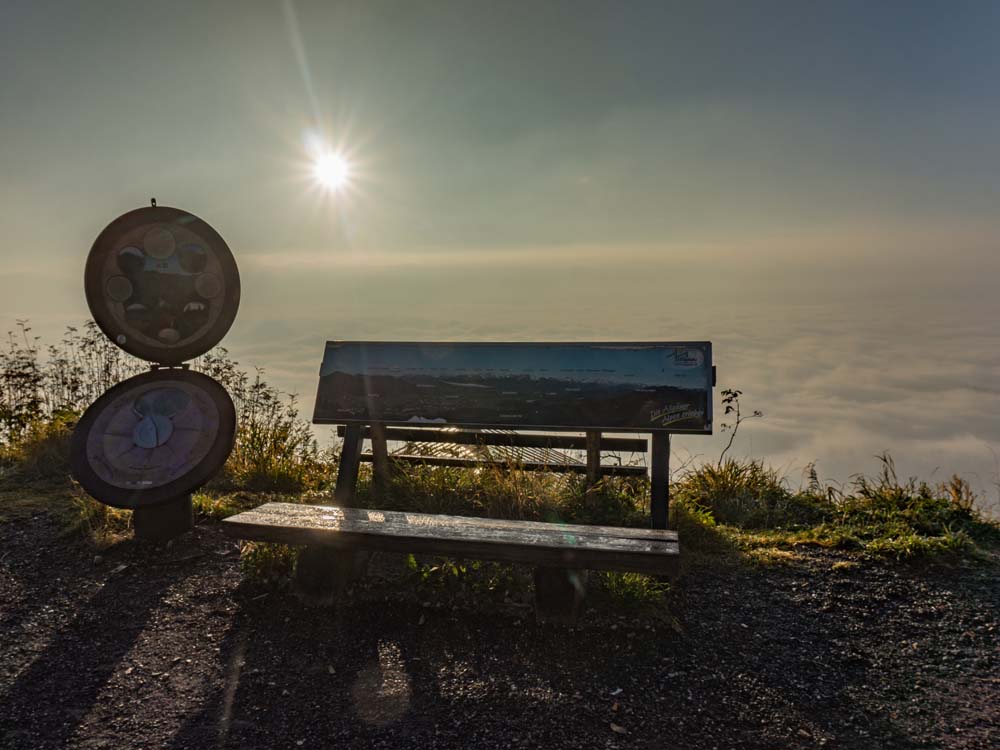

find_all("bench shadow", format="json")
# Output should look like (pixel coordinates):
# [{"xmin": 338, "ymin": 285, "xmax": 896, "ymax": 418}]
[
  {"xmin": 164, "ymin": 597, "xmax": 449, "ymax": 749},
  {"xmin": 0, "ymin": 552, "xmax": 178, "ymax": 748},
  {"xmin": 157, "ymin": 568, "xmax": 931, "ymax": 749},
  {"xmin": 164, "ymin": 597, "xmax": 916, "ymax": 749}
]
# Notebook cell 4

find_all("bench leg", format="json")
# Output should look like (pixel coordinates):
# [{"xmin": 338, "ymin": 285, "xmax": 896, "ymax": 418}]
[
  {"xmin": 650, "ymin": 432, "xmax": 670, "ymax": 529},
  {"xmin": 334, "ymin": 425, "xmax": 364, "ymax": 505},
  {"xmin": 294, "ymin": 546, "xmax": 370, "ymax": 606},
  {"xmin": 370, "ymin": 422, "xmax": 392, "ymax": 495},
  {"xmin": 533, "ymin": 567, "xmax": 588, "ymax": 625}
]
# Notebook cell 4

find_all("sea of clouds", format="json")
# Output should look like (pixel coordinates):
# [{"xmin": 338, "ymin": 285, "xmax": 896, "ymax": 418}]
[
  {"xmin": 217, "ymin": 242, "xmax": 1000, "ymax": 517},
  {"xmin": 5, "ymin": 238, "xmax": 997, "ymax": 517}
]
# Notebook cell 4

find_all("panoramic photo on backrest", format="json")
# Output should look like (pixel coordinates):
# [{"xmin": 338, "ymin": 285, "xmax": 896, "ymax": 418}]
[{"xmin": 314, "ymin": 341, "xmax": 713, "ymax": 431}]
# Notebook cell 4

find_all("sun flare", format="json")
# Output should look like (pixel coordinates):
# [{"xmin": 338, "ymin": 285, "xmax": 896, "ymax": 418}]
[{"xmin": 313, "ymin": 152, "xmax": 351, "ymax": 191}]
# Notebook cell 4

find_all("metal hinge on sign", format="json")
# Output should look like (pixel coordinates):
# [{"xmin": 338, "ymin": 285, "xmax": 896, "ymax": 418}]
[{"xmin": 150, "ymin": 363, "xmax": 191, "ymax": 371}]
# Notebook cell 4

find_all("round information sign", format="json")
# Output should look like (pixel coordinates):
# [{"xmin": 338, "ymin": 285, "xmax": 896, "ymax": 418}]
[
  {"xmin": 84, "ymin": 206, "xmax": 240, "ymax": 365},
  {"xmin": 71, "ymin": 369, "xmax": 236, "ymax": 509}
]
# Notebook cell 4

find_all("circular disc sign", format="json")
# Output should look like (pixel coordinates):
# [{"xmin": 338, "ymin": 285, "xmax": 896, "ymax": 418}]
[
  {"xmin": 71, "ymin": 369, "xmax": 236, "ymax": 509},
  {"xmin": 85, "ymin": 205, "xmax": 240, "ymax": 365}
]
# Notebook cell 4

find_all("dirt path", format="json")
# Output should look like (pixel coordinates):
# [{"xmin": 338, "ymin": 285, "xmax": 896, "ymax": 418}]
[{"xmin": 0, "ymin": 510, "xmax": 997, "ymax": 749}]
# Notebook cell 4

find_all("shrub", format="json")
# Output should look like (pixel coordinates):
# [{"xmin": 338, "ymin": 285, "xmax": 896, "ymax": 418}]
[
  {"xmin": 0, "ymin": 409, "xmax": 76, "ymax": 485},
  {"xmin": 0, "ymin": 320, "xmax": 334, "ymax": 493}
]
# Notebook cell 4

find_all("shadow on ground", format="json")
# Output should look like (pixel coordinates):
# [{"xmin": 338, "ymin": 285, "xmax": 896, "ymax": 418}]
[{"xmin": 0, "ymin": 516, "xmax": 996, "ymax": 750}]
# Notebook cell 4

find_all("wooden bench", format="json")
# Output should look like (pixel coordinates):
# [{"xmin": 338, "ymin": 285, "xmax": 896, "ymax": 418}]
[
  {"xmin": 222, "ymin": 502, "xmax": 679, "ymax": 621},
  {"xmin": 224, "ymin": 341, "xmax": 713, "ymax": 622}
]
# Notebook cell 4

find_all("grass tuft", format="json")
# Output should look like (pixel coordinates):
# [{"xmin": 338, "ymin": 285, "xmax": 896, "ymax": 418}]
[
  {"xmin": 352, "ymin": 462, "xmax": 650, "ymax": 529},
  {"xmin": 673, "ymin": 453, "xmax": 1000, "ymax": 561},
  {"xmin": 241, "ymin": 542, "xmax": 298, "ymax": 585},
  {"xmin": 672, "ymin": 458, "xmax": 830, "ymax": 530},
  {"xmin": 69, "ymin": 488, "xmax": 133, "ymax": 547},
  {"xmin": 593, "ymin": 571, "xmax": 671, "ymax": 611}
]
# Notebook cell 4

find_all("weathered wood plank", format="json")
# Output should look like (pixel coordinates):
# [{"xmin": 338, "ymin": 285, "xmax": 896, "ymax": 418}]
[
  {"xmin": 355, "ymin": 452, "xmax": 647, "ymax": 476},
  {"xmin": 244, "ymin": 501, "xmax": 678, "ymax": 541},
  {"xmin": 223, "ymin": 503, "xmax": 679, "ymax": 575},
  {"xmin": 334, "ymin": 426, "xmax": 648, "ymax": 453}
]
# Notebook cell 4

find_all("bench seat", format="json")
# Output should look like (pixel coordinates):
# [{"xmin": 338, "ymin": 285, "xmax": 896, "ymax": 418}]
[{"xmin": 222, "ymin": 502, "xmax": 679, "ymax": 576}]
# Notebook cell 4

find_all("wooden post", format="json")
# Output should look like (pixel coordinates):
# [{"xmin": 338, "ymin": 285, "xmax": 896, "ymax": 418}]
[
  {"xmin": 334, "ymin": 425, "xmax": 364, "ymax": 505},
  {"xmin": 585, "ymin": 430, "xmax": 602, "ymax": 490},
  {"xmin": 370, "ymin": 422, "xmax": 391, "ymax": 494},
  {"xmin": 650, "ymin": 432, "xmax": 670, "ymax": 529},
  {"xmin": 133, "ymin": 494, "xmax": 193, "ymax": 541}
]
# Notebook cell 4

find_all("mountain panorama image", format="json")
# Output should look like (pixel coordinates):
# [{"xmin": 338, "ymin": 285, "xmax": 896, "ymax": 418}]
[{"xmin": 314, "ymin": 341, "xmax": 713, "ymax": 432}]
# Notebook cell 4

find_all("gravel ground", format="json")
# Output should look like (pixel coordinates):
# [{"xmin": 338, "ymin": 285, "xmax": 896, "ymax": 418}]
[{"xmin": 0, "ymin": 510, "xmax": 997, "ymax": 750}]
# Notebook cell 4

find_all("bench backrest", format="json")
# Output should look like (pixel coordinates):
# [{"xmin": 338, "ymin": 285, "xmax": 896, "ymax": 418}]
[{"xmin": 313, "ymin": 341, "xmax": 714, "ymax": 434}]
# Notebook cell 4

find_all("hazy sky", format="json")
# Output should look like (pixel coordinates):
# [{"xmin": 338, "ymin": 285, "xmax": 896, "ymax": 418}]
[{"xmin": 2, "ymin": 1, "xmax": 999, "ymax": 511}]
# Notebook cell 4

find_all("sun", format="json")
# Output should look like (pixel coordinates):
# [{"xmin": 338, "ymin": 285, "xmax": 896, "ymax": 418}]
[{"xmin": 313, "ymin": 152, "xmax": 351, "ymax": 191}]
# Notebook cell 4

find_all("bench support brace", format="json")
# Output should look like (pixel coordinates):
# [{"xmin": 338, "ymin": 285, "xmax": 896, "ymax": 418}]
[
  {"xmin": 534, "ymin": 567, "xmax": 588, "ymax": 625},
  {"xmin": 585, "ymin": 430, "xmax": 602, "ymax": 489}
]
